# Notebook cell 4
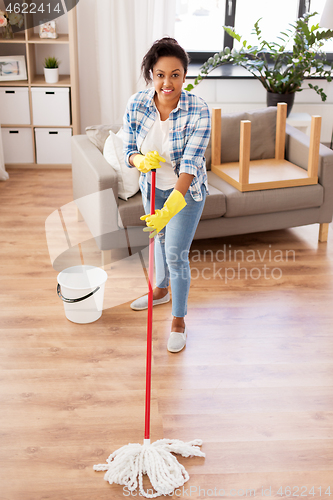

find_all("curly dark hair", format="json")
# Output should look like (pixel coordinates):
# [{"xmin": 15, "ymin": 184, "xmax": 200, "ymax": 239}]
[{"xmin": 141, "ymin": 37, "xmax": 190, "ymax": 85}]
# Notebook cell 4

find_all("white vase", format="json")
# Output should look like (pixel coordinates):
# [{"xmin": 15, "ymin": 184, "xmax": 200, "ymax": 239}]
[{"xmin": 44, "ymin": 67, "xmax": 59, "ymax": 84}]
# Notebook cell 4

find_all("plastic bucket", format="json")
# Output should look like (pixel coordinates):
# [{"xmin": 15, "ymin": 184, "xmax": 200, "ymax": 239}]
[{"xmin": 57, "ymin": 265, "xmax": 108, "ymax": 324}]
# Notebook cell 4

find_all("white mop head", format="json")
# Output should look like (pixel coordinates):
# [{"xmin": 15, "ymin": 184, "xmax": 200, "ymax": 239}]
[{"xmin": 93, "ymin": 438, "xmax": 205, "ymax": 498}]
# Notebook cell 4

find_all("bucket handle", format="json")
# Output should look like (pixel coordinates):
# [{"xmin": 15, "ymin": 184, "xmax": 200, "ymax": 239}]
[{"xmin": 57, "ymin": 283, "xmax": 100, "ymax": 304}]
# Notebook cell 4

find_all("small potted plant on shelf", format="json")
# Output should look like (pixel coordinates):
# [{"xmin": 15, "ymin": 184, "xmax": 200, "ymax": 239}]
[
  {"xmin": 185, "ymin": 12, "xmax": 333, "ymax": 116},
  {"xmin": 44, "ymin": 57, "xmax": 60, "ymax": 84}
]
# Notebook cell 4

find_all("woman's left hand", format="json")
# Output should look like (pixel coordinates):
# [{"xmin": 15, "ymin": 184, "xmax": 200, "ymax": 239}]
[{"xmin": 141, "ymin": 189, "xmax": 187, "ymax": 238}]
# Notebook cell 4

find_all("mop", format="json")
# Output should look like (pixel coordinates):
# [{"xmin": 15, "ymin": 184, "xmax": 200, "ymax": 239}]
[{"xmin": 93, "ymin": 168, "xmax": 205, "ymax": 498}]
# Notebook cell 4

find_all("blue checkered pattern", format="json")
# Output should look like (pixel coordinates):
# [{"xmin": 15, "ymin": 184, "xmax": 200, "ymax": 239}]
[{"xmin": 123, "ymin": 88, "xmax": 211, "ymax": 203}]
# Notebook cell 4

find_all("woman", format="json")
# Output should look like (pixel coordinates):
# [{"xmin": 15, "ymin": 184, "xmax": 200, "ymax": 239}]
[{"xmin": 123, "ymin": 37, "xmax": 210, "ymax": 353}]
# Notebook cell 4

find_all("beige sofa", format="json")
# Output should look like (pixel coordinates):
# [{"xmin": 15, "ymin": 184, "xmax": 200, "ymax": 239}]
[{"xmin": 71, "ymin": 107, "xmax": 333, "ymax": 264}]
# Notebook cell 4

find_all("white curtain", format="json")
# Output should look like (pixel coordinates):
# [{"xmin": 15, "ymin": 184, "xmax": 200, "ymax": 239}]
[
  {"xmin": 95, "ymin": 0, "xmax": 176, "ymax": 125},
  {"xmin": 0, "ymin": 127, "xmax": 9, "ymax": 181}
]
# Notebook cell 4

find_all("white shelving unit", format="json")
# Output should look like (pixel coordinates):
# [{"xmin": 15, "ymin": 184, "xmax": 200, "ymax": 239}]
[{"xmin": 0, "ymin": 7, "xmax": 80, "ymax": 168}]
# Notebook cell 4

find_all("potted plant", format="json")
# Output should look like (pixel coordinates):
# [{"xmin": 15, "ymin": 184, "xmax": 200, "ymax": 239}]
[
  {"xmin": 185, "ymin": 12, "xmax": 333, "ymax": 115},
  {"xmin": 44, "ymin": 56, "xmax": 60, "ymax": 84}
]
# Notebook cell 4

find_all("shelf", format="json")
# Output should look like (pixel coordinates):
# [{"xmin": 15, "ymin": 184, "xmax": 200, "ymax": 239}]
[
  {"xmin": 1, "ymin": 124, "xmax": 73, "ymax": 129},
  {"xmin": 27, "ymin": 33, "xmax": 69, "ymax": 44},
  {"xmin": 0, "ymin": 33, "xmax": 69, "ymax": 44},
  {"xmin": 0, "ymin": 80, "xmax": 29, "ymax": 87},
  {"xmin": 0, "ymin": 75, "xmax": 71, "ymax": 86},
  {"xmin": 6, "ymin": 163, "xmax": 71, "ymax": 169},
  {"xmin": 1, "ymin": 124, "xmax": 32, "ymax": 128},
  {"xmin": 0, "ymin": 33, "xmax": 26, "ymax": 43},
  {"xmin": 30, "ymin": 74, "xmax": 71, "ymax": 86},
  {"xmin": 34, "ymin": 125, "xmax": 73, "ymax": 129}
]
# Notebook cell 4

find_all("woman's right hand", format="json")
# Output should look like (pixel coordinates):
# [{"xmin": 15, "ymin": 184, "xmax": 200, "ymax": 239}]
[{"xmin": 132, "ymin": 151, "xmax": 165, "ymax": 173}]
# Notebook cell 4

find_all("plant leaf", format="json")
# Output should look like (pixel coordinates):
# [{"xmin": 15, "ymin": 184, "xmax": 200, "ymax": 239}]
[
  {"xmin": 223, "ymin": 25, "xmax": 241, "ymax": 42},
  {"xmin": 185, "ymin": 83, "xmax": 194, "ymax": 91}
]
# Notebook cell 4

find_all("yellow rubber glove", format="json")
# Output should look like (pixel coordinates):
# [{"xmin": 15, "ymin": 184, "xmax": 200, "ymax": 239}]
[
  {"xmin": 133, "ymin": 151, "xmax": 166, "ymax": 174},
  {"xmin": 141, "ymin": 189, "xmax": 187, "ymax": 238}
]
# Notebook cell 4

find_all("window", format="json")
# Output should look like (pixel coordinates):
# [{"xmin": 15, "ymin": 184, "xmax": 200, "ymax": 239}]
[
  {"xmin": 175, "ymin": 0, "xmax": 333, "ymax": 62},
  {"xmin": 233, "ymin": 0, "xmax": 299, "ymax": 49},
  {"xmin": 175, "ymin": 0, "xmax": 227, "ymax": 52}
]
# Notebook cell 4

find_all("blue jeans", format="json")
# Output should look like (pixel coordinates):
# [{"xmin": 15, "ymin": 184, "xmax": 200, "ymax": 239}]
[{"xmin": 144, "ymin": 183, "xmax": 206, "ymax": 318}]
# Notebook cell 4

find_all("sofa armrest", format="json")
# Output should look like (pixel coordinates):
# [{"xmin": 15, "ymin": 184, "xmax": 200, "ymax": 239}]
[
  {"xmin": 285, "ymin": 123, "xmax": 333, "ymax": 223},
  {"xmin": 71, "ymin": 135, "xmax": 121, "ymax": 250},
  {"xmin": 72, "ymin": 134, "xmax": 118, "ymax": 200}
]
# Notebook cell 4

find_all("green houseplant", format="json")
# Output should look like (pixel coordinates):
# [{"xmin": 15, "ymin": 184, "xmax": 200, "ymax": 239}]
[
  {"xmin": 43, "ymin": 56, "xmax": 60, "ymax": 84},
  {"xmin": 185, "ymin": 12, "xmax": 333, "ymax": 115}
]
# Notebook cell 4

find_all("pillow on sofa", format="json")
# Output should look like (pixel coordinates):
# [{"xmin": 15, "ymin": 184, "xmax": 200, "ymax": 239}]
[
  {"xmin": 86, "ymin": 124, "xmax": 122, "ymax": 152},
  {"xmin": 220, "ymin": 107, "xmax": 277, "ymax": 163},
  {"xmin": 103, "ymin": 129, "xmax": 140, "ymax": 201}
]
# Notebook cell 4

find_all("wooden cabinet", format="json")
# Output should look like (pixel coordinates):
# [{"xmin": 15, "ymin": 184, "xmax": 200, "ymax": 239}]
[{"xmin": 0, "ymin": 7, "xmax": 80, "ymax": 168}]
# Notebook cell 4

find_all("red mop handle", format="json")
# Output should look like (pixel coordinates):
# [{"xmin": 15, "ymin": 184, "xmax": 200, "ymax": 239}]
[{"xmin": 144, "ymin": 169, "xmax": 156, "ymax": 441}]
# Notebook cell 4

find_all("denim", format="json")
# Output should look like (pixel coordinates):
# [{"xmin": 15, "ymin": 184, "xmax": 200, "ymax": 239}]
[{"xmin": 144, "ymin": 184, "xmax": 206, "ymax": 318}]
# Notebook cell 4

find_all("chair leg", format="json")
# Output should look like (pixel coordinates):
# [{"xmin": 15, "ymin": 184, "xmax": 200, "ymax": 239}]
[
  {"xmin": 239, "ymin": 120, "xmax": 251, "ymax": 188},
  {"xmin": 319, "ymin": 223, "xmax": 329, "ymax": 242},
  {"xmin": 101, "ymin": 250, "xmax": 112, "ymax": 268},
  {"xmin": 211, "ymin": 108, "xmax": 222, "ymax": 166},
  {"xmin": 308, "ymin": 116, "xmax": 322, "ymax": 179},
  {"xmin": 275, "ymin": 102, "xmax": 287, "ymax": 160}
]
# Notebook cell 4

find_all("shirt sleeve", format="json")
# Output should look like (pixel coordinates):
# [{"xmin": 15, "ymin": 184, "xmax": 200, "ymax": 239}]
[
  {"xmin": 123, "ymin": 96, "xmax": 139, "ymax": 168},
  {"xmin": 179, "ymin": 101, "xmax": 211, "ymax": 177}
]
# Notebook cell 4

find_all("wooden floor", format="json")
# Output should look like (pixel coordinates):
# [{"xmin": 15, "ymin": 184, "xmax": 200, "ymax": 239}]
[{"xmin": 1, "ymin": 168, "xmax": 333, "ymax": 500}]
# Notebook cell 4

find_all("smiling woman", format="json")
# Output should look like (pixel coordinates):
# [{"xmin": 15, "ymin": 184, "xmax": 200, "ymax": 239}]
[{"xmin": 122, "ymin": 37, "xmax": 211, "ymax": 353}]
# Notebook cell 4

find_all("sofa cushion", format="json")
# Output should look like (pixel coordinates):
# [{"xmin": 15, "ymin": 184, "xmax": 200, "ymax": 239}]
[
  {"xmin": 118, "ymin": 192, "xmax": 144, "ymax": 227},
  {"xmin": 218, "ymin": 107, "xmax": 277, "ymax": 164},
  {"xmin": 201, "ymin": 184, "xmax": 226, "ymax": 219},
  {"xmin": 103, "ymin": 129, "xmax": 140, "ymax": 200},
  {"xmin": 207, "ymin": 171, "xmax": 324, "ymax": 217},
  {"xmin": 86, "ymin": 123, "xmax": 122, "ymax": 152},
  {"xmin": 118, "ymin": 183, "xmax": 226, "ymax": 228}
]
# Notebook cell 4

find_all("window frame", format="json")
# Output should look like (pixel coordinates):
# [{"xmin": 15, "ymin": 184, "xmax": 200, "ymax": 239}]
[{"xmin": 185, "ymin": 0, "xmax": 333, "ymax": 67}]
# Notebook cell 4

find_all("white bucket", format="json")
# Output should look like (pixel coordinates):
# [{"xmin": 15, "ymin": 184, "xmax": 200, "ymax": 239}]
[{"xmin": 57, "ymin": 265, "xmax": 108, "ymax": 324}]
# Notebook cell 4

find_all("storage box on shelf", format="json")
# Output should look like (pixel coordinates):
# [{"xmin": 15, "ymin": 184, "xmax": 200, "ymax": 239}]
[
  {"xmin": 31, "ymin": 87, "xmax": 71, "ymax": 126},
  {"xmin": 0, "ymin": 7, "xmax": 79, "ymax": 168},
  {"xmin": 35, "ymin": 128, "xmax": 72, "ymax": 164},
  {"xmin": 1, "ymin": 128, "xmax": 34, "ymax": 163},
  {"xmin": 0, "ymin": 87, "xmax": 31, "ymax": 124}
]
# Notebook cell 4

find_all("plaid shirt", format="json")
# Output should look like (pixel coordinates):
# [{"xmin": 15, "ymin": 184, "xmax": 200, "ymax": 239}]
[{"xmin": 123, "ymin": 88, "xmax": 211, "ymax": 203}]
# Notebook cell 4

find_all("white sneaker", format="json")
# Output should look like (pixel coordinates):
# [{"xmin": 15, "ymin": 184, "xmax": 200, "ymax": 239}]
[
  {"xmin": 130, "ymin": 291, "xmax": 170, "ymax": 311},
  {"xmin": 167, "ymin": 326, "xmax": 187, "ymax": 353}
]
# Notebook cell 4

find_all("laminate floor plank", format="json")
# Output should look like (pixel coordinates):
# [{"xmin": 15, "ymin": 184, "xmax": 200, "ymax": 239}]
[{"xmin": 158, "ymin": 386, "xmax": 333, "ymax": 415}]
